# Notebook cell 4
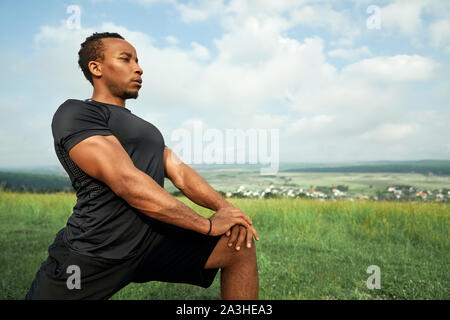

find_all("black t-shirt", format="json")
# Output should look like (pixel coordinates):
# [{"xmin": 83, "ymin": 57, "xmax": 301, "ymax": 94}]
[{"xmin": 52, "ymin": 98, "xmax": 166, "ymax": 260}]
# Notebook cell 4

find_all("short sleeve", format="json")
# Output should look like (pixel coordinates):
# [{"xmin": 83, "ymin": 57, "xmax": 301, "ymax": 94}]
[{"xmin": 52, "ymin": 99, "xmax": 113, "ymax": 152}]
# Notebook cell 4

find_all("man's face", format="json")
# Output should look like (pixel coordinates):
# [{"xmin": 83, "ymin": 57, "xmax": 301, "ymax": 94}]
[{"xmin": 95, "ymin": 38, "xmax": 143, "ymax": 99}]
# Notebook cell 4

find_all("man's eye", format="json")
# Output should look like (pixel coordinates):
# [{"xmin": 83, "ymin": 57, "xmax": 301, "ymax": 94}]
[{"xmin": 120, "ymin": 57, "xmax": 129, "ymax": 61}]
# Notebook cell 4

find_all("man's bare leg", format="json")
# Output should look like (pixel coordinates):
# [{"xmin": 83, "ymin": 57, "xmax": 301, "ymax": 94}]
[{"xmin": 204, "ymin": 234, "xmax": 258, "ymax": 299}]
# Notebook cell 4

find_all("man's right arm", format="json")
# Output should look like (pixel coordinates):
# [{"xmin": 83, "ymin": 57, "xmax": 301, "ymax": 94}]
[{"xmin": 68, "ymin": 134, "xmax": 252, "ymax": 235}]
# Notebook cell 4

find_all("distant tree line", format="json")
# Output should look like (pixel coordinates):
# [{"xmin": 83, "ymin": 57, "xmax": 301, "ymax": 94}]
[
  {"xmin": 283, "ymin": 162, "xmax": 450, "ymax": 175},
  {"xmin": 0, "ymin": 171, "xmax": 73, "ymax": 193}
]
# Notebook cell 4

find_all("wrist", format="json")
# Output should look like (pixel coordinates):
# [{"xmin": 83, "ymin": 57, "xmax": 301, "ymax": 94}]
[
  {"xmin": 202, "ymin": 217, "xmax": 211, "ymax": 235},
  {"xmin": 214, "ymin": 200, "xmax": 234, "ymax": 211},
  {"xmin": 206, "ymin": 217, "xmax": 212, "ymax": 236}
]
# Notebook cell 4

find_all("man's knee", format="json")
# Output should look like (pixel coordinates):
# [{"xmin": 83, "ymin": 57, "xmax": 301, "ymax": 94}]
[
  {"xmin": 204, "ymin": 234, "xmax": 257, "ymax": 269},
  {"xmin": 223, "ymin": 234, "xmax": 257, "ymax": 266}
]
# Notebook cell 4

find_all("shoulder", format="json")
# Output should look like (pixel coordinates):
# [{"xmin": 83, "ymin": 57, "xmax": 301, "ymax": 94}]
[
  {"xmin": 53, "ymin": 99, "xmax": 86, "ymax": 117},
  {"xmin": 57, "ymin": 98, "xmax": 87, "ymax": 110},
  {"xmin": 55, "ymin": 99, "xmax": 102, "ymax": 114},
  {"xmin": 52, "ymin": 99, "xmax": 109, "ymax": 124}
]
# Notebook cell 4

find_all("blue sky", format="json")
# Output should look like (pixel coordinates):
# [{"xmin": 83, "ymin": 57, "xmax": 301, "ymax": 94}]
[{"xmin": 0, "ymin": 0, "xmax": 449, "ymax": 168}]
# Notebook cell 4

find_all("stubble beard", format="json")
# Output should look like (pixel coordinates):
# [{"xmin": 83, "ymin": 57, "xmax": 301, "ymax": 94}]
[
  {"xmin": 122, "ymin": 90, "xmax": 138, "ymax": 99},
  {"xmin": 110, "ymin": 82, "xmax": 139, "ymax": 100}
]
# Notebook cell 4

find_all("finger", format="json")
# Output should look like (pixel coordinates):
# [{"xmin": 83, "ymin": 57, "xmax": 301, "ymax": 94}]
[
  {"xmin": 245, "ymin": 226, "xmax": 254, "ymax": 248},
  {"xmin": 228, "ymin": 208, "xmax": 253, "ymax": 226},
  {"xmin": 235, "ymin": 226, "xmax": 247, "ymax": 251},
  {"xmin": 234, "ymin": 217, "xmax": 250, "ymax": 229},
  {"xmin": 231, "ymin": 210, "xmax": 253, "ymax": 226},
  {"xmin": 228, "ymin": 226, "xmax": 239, "ymax": 248},
  {"xmin": 226, "ymin": 229, "xmax": 231, "ymax": 237},
  {"xmin": 250, "ymin": 225, "xmax": 260, "ymax": 241}
]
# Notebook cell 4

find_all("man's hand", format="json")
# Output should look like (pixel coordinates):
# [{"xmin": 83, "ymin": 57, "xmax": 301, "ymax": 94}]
[
  {"xmin": 226, "ymin": 225, "xmax": 258, "ymax": 251},
  {"xmin": 208, "ymin": 207, "xmax": 259, "ymax": 249}
]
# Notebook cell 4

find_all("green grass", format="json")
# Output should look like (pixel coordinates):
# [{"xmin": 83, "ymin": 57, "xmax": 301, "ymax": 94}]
[{"xmin": 0, "ymin": 190, "xmax": 448, "ymax": 300}]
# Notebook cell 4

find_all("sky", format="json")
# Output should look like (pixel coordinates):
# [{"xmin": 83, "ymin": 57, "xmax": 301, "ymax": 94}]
[{"xmin": 0, "ymin": 0, "xmax": 449, "ymax": 169}]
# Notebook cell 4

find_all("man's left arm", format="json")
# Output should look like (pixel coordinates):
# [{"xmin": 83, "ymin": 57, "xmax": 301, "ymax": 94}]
[
  {"xmin": 163, "ymin": 147, "xmax": 234, "ymax": 211},
  {"xmin": 163, "ymin": 147, "xmax": 259, "ymax": 248}
]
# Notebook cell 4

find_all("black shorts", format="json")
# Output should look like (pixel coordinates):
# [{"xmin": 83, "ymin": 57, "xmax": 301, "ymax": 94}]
[{"xmin": 25, "ymin": 220, "xmax": 222, "ymax": 300}]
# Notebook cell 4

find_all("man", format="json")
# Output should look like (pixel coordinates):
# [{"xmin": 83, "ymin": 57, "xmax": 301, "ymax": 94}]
[{"xmin": 25, "ymin": 32, "xmax": 259, "ymax": 300}]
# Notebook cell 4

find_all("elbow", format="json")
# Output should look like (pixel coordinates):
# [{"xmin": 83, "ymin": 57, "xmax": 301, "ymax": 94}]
[
  {"xmin": 173, "ymin": 178, "xmax": 186, "ymax": 192},
  {"xmin": 110, "ymin": 169, "xmax": 139, "ymax": 200},
  {"xmin": 170, "ymin": 164, "xmax": 188, "ymax": 191}
]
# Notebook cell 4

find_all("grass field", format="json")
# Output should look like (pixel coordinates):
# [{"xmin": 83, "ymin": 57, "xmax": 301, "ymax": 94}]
[{"xmin": 0, "ymin": 190, "xmax": 448, "ymax": 300}]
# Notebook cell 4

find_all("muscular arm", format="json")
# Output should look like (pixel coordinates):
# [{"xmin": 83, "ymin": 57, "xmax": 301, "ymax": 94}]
[
  {"xmin": 68, "ymin": 135, "xmax": 252, "ymax": 236},
  {"xmin": 164, "ymin": 147, "xmax": 259, "ymax": 247},
  {"xmin": 163, "ymin": 147, "xmax": 233, "ymax": 211}
]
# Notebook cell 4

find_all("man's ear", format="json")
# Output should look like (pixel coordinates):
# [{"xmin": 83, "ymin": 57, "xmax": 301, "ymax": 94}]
[{"xmin": 88, "ymin": 60, "xmax": 102, "ymax": 78}]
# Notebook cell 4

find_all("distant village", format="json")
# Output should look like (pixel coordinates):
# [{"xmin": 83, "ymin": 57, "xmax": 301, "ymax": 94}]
[{"xmin": 220, "ymin": 184, "xmax": 450, "ymax": 203}]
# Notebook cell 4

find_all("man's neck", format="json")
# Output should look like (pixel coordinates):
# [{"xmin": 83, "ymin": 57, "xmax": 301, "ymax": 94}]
[{"xmin": 90, "ymin": 91, "xmax": 126, "ymax": 107}]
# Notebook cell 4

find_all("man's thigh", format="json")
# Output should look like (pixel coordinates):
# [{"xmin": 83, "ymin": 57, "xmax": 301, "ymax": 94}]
[
  {"xmin": 131, "ymin": 219, "xmax": 222, "ymax": 288},
  {"xmin": 25, "ymin": 229, "xmax": 135, "ymax": 300}
]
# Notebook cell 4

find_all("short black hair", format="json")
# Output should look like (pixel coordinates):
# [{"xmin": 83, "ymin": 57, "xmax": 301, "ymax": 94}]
[{"xmin": 78, "ymin": 32, "xmax": 125, "ymax": 86}]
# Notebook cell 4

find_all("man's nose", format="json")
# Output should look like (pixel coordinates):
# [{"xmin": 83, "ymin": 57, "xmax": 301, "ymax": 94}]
[{"xmin": 135, "ymin": 64, "xmax": 143, "ymax": 76}]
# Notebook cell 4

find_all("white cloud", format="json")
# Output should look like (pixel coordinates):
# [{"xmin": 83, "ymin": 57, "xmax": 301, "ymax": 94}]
[
  {"xmin": 381, "ymin": 0, "xmax": 428, "ymax": 36},
  {"xmin": 359, "ymin": 123, "xmax": 421, "ymax": 142},
  {"xmin": 328, "ymin": 46, "xmax": 372, "ymax": 60},
  {"xmin": 330, "ymin": 37, "xmax": 356, "ymax": 48},
  {"xmin": 227, "ymin": 0, "xmax": 311, "ymax": 16},
  {"xmin": 174, "ymin": 0, "xmax": 226, "ymax": 23},
  {"xmin": 214, "ymin": 15, "xmax": 290, "ymax": 65},
  {"xmin": 165, "ymin": 35, "xmax": 179, "ymax": 45},
  {"xmin": 286, "ymin": 115, "xmax": 334, "ymax": 137},
  {"xmin": 429, "ymin": 19, "xmax": 450, "ymax": 48},
  {"xmin": 342, "ymin": 55, "xmax": 438, "ymax": 82},
  {"xmin": 189, "ymin": 42, "xmax": 210, "ymax": 60},
  {"xmin": 289, "ymin": 5, "xmax": 360, "ymax": 39},
  {"xmin": 132, "ymin": 0, "xmax": 174, "ymax": 6},
  {"xmin": 248, "ymin": 114, "xmax": 290, "ymax": 130},
  {"xmin": 160, "ymin": 0, "xmax": 362, "ymax": 45}
]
